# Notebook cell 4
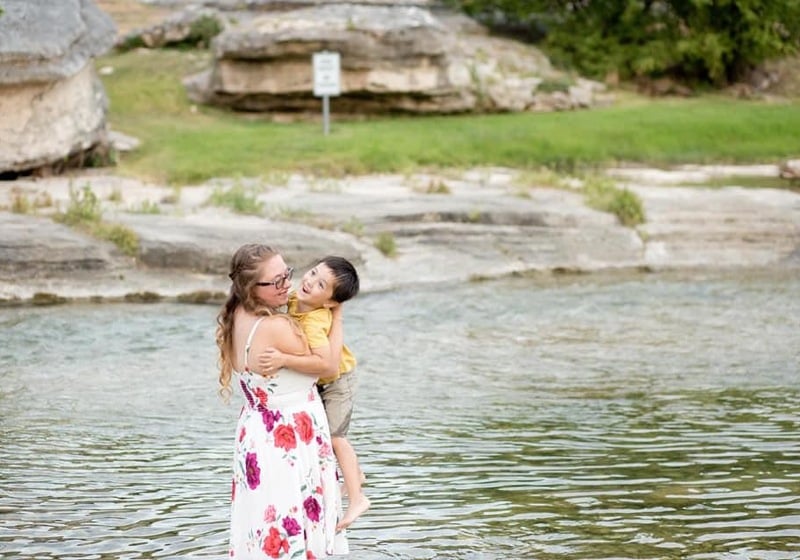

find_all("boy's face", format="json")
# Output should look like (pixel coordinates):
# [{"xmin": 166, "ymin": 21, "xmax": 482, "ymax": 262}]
[{"xmin": 297, "ymin": 263, "xmax": 337, "ymax": 309}]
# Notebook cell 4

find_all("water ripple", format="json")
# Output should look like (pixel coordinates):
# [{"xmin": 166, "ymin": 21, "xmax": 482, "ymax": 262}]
[{"xmin": 1, "ymin": 274, "xmax": 799, "ymax": 558}]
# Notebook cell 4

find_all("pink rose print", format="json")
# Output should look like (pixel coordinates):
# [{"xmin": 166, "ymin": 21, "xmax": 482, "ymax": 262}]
[
  {"xmin": 274, "ymin": 424, "xmax": 297, "ymax": 451},
  {"xmin": 282, "ymin": 515, "xmax": 302, "ymax": 536},
  {"xmin": 303, "ymin": 496, "xmax": 321, "ymax": 522},
  {"xmin": 261, "ymin": 409, "xmax": 282, "ymax": 433},
  {"xmin": 254, "ymin": 387, "xmax": 268, "ymax": 406},
  {"xmin": 264, "ymin": 505, "xmax": 276, "ymax": 523},
  {"xmin": 318, "ymin": 440, "xmax": 332, "ymax": 459},
  {"xmin": 245, "ymin": 452, "xmax": 261, "ymax": 489},
  {"xmin": 262, "ymin": 527, "xmax": 289, "ymax": 558},
  {"xmin": 293, "ymin": 411, "xmax": 314, "ymax": 444},
  {"xmin": 306, "ymin": 552, "xmax": 317, "ymax": 560},
  {"xmin": 231, "ymin": 479, "xmax": 236, "ymax": 502}
]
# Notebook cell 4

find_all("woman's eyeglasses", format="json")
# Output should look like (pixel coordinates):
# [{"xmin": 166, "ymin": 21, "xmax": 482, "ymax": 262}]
[{"xmin": 255, "ymin": 267, "xmax": 294, "ymax": 289}]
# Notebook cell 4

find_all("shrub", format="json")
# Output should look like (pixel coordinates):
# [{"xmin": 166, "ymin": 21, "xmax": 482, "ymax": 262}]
[
  {"xmin": 451, "ymin": 0, "xmax": 800, "ymax": 86},
  {"xmin": 207, "ymin": 183, "xmax": 263, "ymax": 215},
  {"xmin": 583, "ymin": 176, "xmax": 645, "ymax": 227},
  {"xmin": 374, "ymin": 231, "xmax": 397, "ymax": 257},
  {"xmin": 57, "ymin": 185, "xmax": 103, "ymax": 226}
]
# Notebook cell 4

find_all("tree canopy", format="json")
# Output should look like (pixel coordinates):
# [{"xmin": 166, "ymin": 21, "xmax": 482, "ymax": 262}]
[{"xmin": 451, "ymin": 0, "xmax": 800, "ymax": 86}]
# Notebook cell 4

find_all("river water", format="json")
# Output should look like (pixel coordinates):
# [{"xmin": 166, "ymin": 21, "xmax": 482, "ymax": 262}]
[{"xmin": 1, "ymin": 271, "xmax": 798, "ymax": 559}]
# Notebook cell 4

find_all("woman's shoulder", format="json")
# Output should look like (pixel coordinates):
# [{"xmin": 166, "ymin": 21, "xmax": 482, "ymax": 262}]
[{"xmin": 253, "ymin": 313, "xmax": 307, "ymax": 351}]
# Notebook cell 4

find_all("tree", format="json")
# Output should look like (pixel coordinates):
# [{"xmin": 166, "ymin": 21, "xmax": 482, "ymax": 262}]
[{"xmin": 450, "ymin": 0, "xmax": 800, "ymax": 86}]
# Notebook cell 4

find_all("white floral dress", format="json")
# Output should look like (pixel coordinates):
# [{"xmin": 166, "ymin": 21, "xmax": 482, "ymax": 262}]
[{"xmin": 229, "ymin": 317, "xmax": 348, "ymax": 559}]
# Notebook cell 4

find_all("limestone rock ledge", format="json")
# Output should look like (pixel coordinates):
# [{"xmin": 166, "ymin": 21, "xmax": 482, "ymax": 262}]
[
  {"xmin": 185, "ymin": 4, "xmax": 605, "ymax": 113},
  {"xmin": 1, "ymin": 166, "xmax": 798, "ymax": 304},
  {"xmin": 0, "ymin": 0, "xmax": 116, "ymax": 173}
]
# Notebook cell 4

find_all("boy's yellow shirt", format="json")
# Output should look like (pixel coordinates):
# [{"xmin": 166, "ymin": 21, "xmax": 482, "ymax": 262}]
[{"xmin": 288, "ymin": 292, "xmax": 356, "ymax": 385}]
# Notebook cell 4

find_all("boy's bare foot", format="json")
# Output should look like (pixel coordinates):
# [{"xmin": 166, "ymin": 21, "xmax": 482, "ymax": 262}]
[{"xmin": 337, "ymin": 495, "xmax": 370, "ymax": 531}]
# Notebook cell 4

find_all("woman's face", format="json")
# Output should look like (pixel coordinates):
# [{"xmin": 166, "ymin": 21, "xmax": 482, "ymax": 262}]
[{"xmin": 254, "ymin": 254, "xmax": 292, "ymax": 309}]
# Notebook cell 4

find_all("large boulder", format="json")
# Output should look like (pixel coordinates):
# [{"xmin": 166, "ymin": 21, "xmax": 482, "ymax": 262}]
[
  {"xmin": 185, "ymin": 4, "xmax": 605, "ymax": 114},
  {"xmin": 0, "ymin": 0, "xmax": 116, "ymax": 174}
]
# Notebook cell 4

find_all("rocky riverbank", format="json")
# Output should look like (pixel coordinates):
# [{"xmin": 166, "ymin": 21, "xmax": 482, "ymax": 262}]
[{"xmin": 1, "ymin": 164, "xmax": 798, "ymax": 306}]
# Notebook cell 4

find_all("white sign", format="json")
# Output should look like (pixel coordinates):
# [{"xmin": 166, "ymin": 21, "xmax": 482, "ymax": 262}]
[{"xmin": 313, "ymin": 51, "xmax": 341, "ymax": 97}]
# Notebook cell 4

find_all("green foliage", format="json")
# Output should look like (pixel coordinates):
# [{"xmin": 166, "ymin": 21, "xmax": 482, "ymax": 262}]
[
  {"xmin": 341, "ymin": 217, "xmax": 364, "ymax": 236},
  {"xmin": 54, "ymin": 185, "xmax": 140, "ymax": 256},
  {"xmin": 374, "ymin": 231, "xmax": 397, "ymax": 257},
  {"xmin": 98, "ymin": 49, "xmax": 800, "ymax": 183},
  {"xmin": 583, "ymin": 176, "xmax": 645, "ymax": 227},
  {"xmin": 117, "ymin": 35, "xmax": 146, "ymax": 52},
  {"xmin": 57, "ymin": 185, "xmax": 103, "ymax": 226},
  {"xmin": 537, "ymin": 77, "xmax": 573, "ymax": 94},
  {"xmin": 93, "ymin": 223, "xmax": 140, "ymax": 257},
  {"xmin": 451, "ymin": 0, "xmax": 800, "ymax": 86},
  {"xmin": 11, "ymin": 192, "xmax": 32, "ymax": 214},
  {"xmin": 131, "ymin": 200, "xmax": 162, "ymax": 214},
  {"xmin": 187, "ymin": 15, "xmax": 223, "ymax": 48},
  {"xmin": 206, "ymin": 183, "xmax": 264, "ymax": 215}
]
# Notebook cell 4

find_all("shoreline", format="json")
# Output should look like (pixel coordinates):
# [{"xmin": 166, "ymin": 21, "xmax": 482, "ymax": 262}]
[{"xmin": 1, "ymin": 164, "xmax": 798, "ymax": 307}]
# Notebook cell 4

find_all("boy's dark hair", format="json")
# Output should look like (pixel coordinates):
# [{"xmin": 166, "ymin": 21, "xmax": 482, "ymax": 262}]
[{"xmin": 319, "ymin": 256, "xmax": 360, "ymax": 303}]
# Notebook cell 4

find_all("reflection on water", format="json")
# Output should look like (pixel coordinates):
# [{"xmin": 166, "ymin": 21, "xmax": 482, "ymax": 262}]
[{"xmin": 1, "ymin": 271, "xmax": 799, "ymax": 559}]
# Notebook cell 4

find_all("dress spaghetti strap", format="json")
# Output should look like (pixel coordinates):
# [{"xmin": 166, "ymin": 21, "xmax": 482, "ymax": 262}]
[{"xmin": 242, "ymin": 316, "xmax": 266, "ymax": 370}]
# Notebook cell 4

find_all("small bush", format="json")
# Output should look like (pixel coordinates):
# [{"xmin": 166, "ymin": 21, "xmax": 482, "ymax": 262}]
[
  {"xmin": 608, "ymin": 188, "xmax": 646, "ymax": 227},
  {"xmin": 94, "ymin": 223, "xmax": 140, "ymax": 257},
  {"xmin": 426, "ymin": 179, "xmax": 451, "ymax": 194},
  {"xmin": 374, "ymin": 231, "xmax": 397, "ymax": 257},
  {"xmin": 57, "ymin": 185, "xmax": 103, "ymax": 226},
  {"xmin": 132, "ymin": 200, "xmax": 161, "ymax": 214},
  {"xmin": 537, "ymin": 77, "xmax": 573, "ymax": 94},
  {"xmin": 583, "ymin": 176, "xmax": 645, "ymax": 227},
  {"xmin": 11, "ymin": 192, "xmax": 32, "ymax": 214},
  {"xmin": 187, "ymin": 15, "xmax": 223, "ymax": 48},
  {"xmin": 207, "ymin": 183, "xmax": 263, "ymax": 215},
  {"xmin": 341, "ymin": 217, "xmax": 364, "ymax": 236}
]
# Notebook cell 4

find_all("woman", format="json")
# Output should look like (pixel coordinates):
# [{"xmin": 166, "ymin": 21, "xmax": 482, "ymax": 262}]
[{"xmin": 216, "ymin": 243, "xmax": 348, "ymax": 559}]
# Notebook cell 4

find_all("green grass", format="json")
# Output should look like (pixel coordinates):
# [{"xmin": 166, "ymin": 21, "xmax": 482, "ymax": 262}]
[
  {"xmin": 98, "ymin": 49, "xmax": 800, "ymax": 185},
  {"xmin": 55, "ymin": 185, "xmax": 140, "ymax": 257}
]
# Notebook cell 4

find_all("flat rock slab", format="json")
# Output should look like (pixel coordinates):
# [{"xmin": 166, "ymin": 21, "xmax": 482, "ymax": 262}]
[{"xmin": 1, "ymin": 165, "xmax": 798, "ymax": 303}]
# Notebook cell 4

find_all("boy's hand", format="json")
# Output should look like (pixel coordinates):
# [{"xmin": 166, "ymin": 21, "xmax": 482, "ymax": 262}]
[{"xmin": 259, "ymin": 347, "xmax": 287, "ymax": 377}]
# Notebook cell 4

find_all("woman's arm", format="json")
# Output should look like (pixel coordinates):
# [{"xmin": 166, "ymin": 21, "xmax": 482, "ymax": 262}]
[
  {"xmin": 246, "ymin": 316, "xmax": 309, "ymax": 376},
  {"xmin": 259, "ymin": 306, "xmax": 345, "ymax": 377}
]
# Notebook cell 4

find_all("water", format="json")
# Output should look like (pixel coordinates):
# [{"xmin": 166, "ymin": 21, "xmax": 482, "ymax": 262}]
[{"xmin": 1, "ymin": 271, "xmax": 799, "ymax": 559}]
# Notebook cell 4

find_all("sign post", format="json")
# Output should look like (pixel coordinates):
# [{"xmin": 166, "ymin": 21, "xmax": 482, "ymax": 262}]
[{"xmin": 312, "ymin": 51, "xmax": 341, "ymax": 136}]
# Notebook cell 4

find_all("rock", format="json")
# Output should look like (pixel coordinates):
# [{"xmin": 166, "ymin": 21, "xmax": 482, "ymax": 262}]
[
  {"xmin": 116, "ymin": 6, "xmax": 224, "ymax": 50},
  {"xmin": 0, "ymin": 213, "xmax": 130, "ymax": 278},
  {"xmin": 185, "ymin": 4, "xmax": 605, "ymax": 114},
  {"xmin": 108, "ymin": 211, "xmax": 363, "ymax": 274},
  {"xmin": 0, "ymin": 0, "xmax": 116, "ymax": 84},
  {"xmin": 108, "ymin": 130, "xmax": 142, "ymax": 153},
  {"xmin": 0, "ymin": 0, "xmax": 116, "ymax": 174},
  {"xmin": 779, "ymin": 159, "xmax": 800, "ymax": 180},
  {"xmin": 2, "ymin": 164, "xmax": 797, "ymax": 303}
]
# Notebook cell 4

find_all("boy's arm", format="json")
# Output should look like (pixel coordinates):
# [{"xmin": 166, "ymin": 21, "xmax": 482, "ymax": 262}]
[
  {"xmin": 262, "ymin": 342, "xmax": 336, "ymax": 377},
  {"xmin": 327, "ymin": 303, "xmax": 343, "ymax": 373}
]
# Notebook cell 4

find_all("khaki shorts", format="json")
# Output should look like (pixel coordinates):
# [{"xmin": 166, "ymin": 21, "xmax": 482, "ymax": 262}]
[{"xmin": 318, "ymin": 369, "xmax": 357, "ymax": 438}]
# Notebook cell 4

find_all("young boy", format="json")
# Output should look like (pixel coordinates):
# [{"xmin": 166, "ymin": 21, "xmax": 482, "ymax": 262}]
[{"xmin": 259, "ymin": 256, "xmax": 370, "ymax": 530}]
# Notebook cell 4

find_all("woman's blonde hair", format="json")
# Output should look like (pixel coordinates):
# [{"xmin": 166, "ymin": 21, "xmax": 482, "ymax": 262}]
[{"xmin": 215, "ymin": 243, "xmax": 280, "ymax": 400}]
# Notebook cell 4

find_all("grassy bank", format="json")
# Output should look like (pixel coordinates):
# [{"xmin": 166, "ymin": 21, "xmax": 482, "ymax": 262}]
[{"xmin": 98, "ymin": 49, "xmax": 800, "ymax": 185}]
